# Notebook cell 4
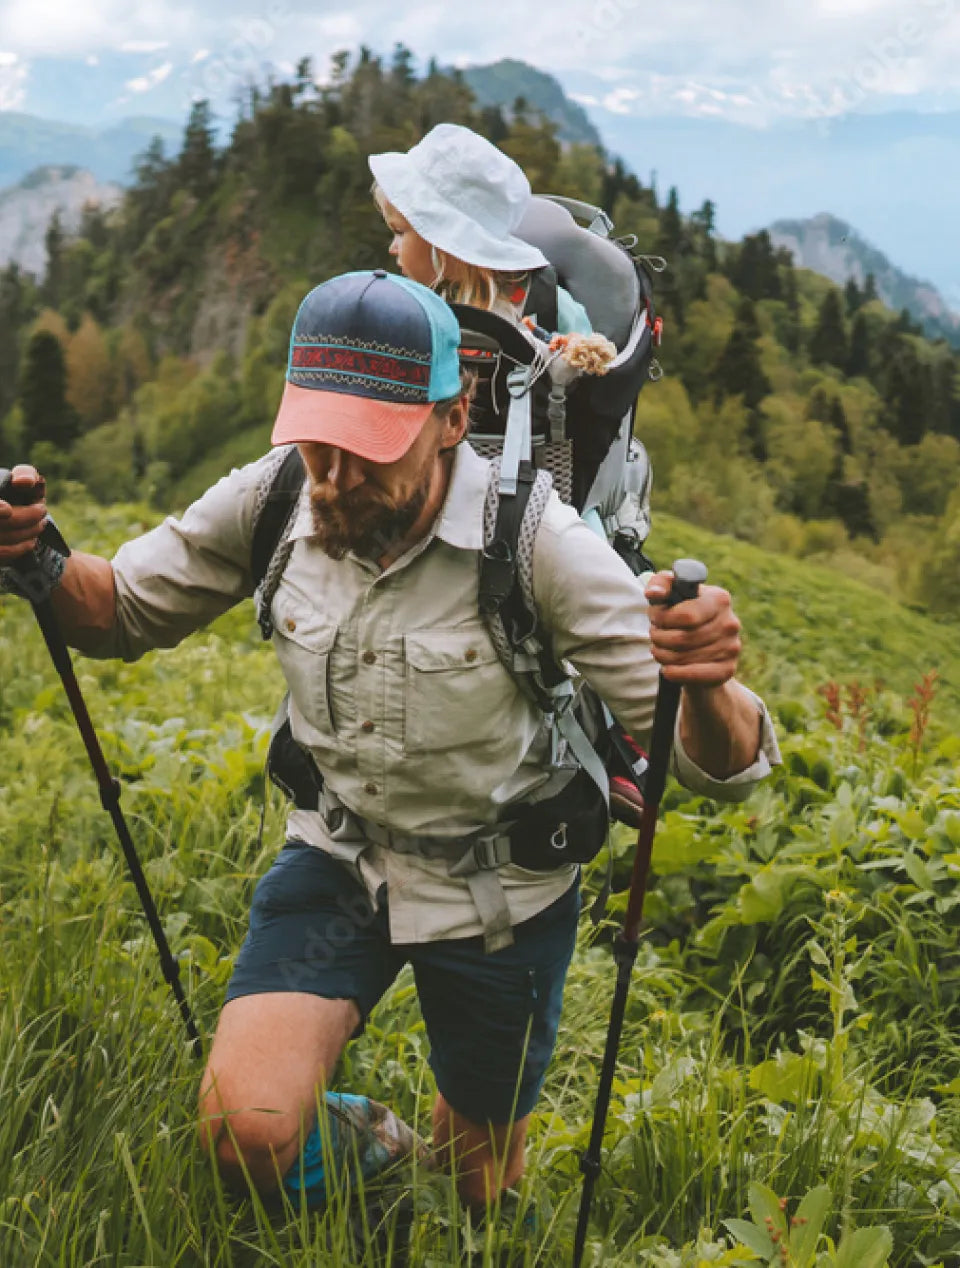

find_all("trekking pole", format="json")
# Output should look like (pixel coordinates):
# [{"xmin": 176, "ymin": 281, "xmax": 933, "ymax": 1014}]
[
  {"xmin": 572, "ymin": 558, "xmax": 707, "ymax": 1268},
  {"xmin": 0, "ymin": 470, "xmax": 203, "ymax": 1060}
]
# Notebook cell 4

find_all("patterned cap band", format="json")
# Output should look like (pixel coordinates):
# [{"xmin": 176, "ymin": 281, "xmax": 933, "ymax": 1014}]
[{"xmin": 288, "ymin": 339, "xmax": 431, "ymax": 402}]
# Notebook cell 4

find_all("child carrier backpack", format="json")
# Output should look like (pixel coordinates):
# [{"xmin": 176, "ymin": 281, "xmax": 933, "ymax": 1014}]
[
  {"xmin": 458, "ymin": 194, "xmax": 665, "ymax": 836},
  {"xmin": 250, "ymin": 194, "xmax": 664, "ymax": 919}
]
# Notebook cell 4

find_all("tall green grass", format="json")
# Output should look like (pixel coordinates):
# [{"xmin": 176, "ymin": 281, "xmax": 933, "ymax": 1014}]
[{"xmin": 1, "ymin": 508, "xmax": 959, "ymax": 1265}]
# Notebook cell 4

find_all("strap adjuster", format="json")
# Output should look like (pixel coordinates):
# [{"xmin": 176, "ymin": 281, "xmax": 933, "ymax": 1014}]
[{"xmin": 449, "ymin": 833, "xmax": 512, "ymax": 875}]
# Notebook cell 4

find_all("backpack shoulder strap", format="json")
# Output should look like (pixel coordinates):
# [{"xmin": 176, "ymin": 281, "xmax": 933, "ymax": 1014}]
[
  {"xmin": 480, "ymin": 456, "xmax": 612, "ymax": 807},
  {"xmin": 523, "ymin": 265, "xmax": 559, "ymax": 335},
  {"xmin": 251, "ymin": 445, "xmax": 306, "ymax": 639}
]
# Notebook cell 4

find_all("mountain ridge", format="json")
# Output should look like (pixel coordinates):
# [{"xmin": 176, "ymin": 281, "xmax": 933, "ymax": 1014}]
[
  {"xmin": 768, "ymin": 212, "xmax": 960, "ymax": 346},
  {"xmin": 459, "ymin": 59, "xmax": 603, "ymax": 147},
  {"xmin": 0, "ymin": 165, "xmax": 121, "ymax": 276}
]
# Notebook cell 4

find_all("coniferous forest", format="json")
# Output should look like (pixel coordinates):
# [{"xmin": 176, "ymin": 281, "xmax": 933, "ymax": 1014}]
[{"xmin": 0, "ymin": 47, "xmax": 958, "ymax": 613}]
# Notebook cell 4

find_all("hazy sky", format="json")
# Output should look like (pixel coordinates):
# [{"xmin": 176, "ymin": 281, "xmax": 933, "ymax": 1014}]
[{"xmin": 1, "ymin": 0, "xmax": 959, "ymax": 125}]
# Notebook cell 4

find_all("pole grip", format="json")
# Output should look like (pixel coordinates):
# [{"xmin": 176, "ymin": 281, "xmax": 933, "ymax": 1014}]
[
  {"xmin": 0, "ymin": 468, "xmax": 46, "ymax": 508},
  {"xmin": 1, "ymin": 468, "xmax": 49, "ymax": 585},
  {"xmin": 662, "ymin": 557, "xmax": 708, "ymax": 607}
]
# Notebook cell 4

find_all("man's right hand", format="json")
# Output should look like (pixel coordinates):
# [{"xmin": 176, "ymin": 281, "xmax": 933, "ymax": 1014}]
[{"xmin": 0, "ymin": 464, "xmax": 47, "ymax": 562}]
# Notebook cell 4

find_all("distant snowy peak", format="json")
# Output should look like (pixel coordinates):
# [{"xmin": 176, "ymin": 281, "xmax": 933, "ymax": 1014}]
[
  {"xmin": 768, "ymin": 212, "xmax": 960, "ymax": 345},
  {"xmin": 0, "ymin": 166, "xmax": 122, "ymax": 277}
]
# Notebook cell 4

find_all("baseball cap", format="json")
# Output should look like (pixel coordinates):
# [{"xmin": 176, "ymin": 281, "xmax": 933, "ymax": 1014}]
[{"xmin": 271, "ymin": 269, "xmax": 462, "ymax": 462}]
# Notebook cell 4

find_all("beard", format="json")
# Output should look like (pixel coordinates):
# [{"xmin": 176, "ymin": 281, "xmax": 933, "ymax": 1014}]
[{"xmin": 309, "ymin": 475, "xmax": 430, "ymax": 562}]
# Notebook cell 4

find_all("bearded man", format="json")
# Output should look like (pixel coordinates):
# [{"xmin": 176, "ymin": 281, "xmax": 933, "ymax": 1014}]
[{"xmin": 0, "ymin": 269, "xmax": 779, "ymax": 1217}]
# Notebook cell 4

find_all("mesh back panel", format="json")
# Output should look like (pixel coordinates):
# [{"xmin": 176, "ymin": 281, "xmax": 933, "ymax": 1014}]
[{"xmin": 470, "ymin": 437, "xmax": 574, "ymax": 506}]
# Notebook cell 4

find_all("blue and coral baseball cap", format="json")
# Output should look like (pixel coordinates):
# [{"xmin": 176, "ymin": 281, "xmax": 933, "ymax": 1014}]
[{"xmin": 271, "ymin": 269, "xmax": 462, "ymax": 462}]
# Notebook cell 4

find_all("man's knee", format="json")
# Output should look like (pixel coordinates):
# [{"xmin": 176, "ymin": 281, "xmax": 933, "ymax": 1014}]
[
  {"xmin": 198, "ymin": 1073, "xmax": 303, "ymax": 1192},
  {"xmin": 201, "ymin": 1104, "xmax": 302, "ymax": 1190}
]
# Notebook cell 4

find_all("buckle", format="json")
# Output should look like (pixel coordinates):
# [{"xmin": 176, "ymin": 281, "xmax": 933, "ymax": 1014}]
[{"xmin": 473, "ymin": 834, "xmax": 512, "ymax": 870}]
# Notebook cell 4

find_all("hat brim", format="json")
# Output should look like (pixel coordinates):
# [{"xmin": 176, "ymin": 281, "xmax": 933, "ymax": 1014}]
[
  {"xmin": 370, "ymin": 151, "xmax": 550, "ymax": 273},
  {"xmin": 271, "ymin": 380, "xmax": 434, "ymax": 463}
]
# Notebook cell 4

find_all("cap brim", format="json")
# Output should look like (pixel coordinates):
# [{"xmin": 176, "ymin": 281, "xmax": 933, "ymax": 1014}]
[{"xmin": 271, "ymin": 380, "xmax": 434, "ymax": 462}]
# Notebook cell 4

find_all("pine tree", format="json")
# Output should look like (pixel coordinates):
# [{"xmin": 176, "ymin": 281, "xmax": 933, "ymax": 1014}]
[
  {"xmin": 930, "ymin": 355, "xmax": 959, "ymax": 437},
  {"xmin": 42, "ymin": 212, "xmax": 64, "ymax": 309},
  {"xmin": 714, "ymin": 298, "xmax": 771, "ymax": 458},
  {"xmin": 178, "ymin": 100, "xmax": 218, "ymax": 200},
  {"xmin": 830, "ymin": 395, "xmax": 852, "ymax": 454},
  {"xmin": 883, "ymin": 336, "xmax": 927, "ymax": 445},
  {"xmin": 844, "ymin": 277, "xmax": 862, "ymax": 315},
  {"xmin": 809, "ymin": 289, "xmax": 848, "ymax": 369},
  {"xmin": 847, "ymin": 310, "xmax": 871, "ymax": 378},
  {"xmin": 779, "ymin": 264, "xmax": 801, "ymax": 353},
  {"xmin": 690, "ymin": 199, "xmax": 717, "ymax": 272},
  {"xmin": 863, "ymin": 272, "xmax": 878, "ymax": 302},
  {"xmin": 478, "ymin": 105, "xmax": 509, "ymax": 144},
  {"xmin": 0, "ymin": 264, "xmax": 24, "ymax": 418},
  {"xmin": 390, "ymin": 43, "xmax": 415, "ymax": 93},
  {"xmin": 19, "ymin": 330, "xmax": 78, "ymax": 454},
  {"xmin": 656, "ymin": 187, "xmax": 683, "ymax": 262}
]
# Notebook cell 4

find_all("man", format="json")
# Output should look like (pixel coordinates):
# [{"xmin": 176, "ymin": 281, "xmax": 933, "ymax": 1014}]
[{"xmin": 0, "ymin": 269, "xmax": 779, "ymax": 1213}]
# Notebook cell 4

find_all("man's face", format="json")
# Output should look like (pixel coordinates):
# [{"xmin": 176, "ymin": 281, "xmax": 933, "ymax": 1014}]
[{"xmin": 298, "ymin": 415, "xmax": 442, "ymax": 562}]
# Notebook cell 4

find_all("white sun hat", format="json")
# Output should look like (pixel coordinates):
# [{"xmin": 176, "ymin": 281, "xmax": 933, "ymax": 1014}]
[{"xmin": 369, "ymin": 123, "xmax": 550, "ymax": 274}]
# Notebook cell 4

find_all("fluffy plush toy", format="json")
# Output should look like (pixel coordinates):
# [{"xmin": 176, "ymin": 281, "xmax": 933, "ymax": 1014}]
[
  {"xmin": 521, "ymin": 318, "xmax": 618, "ymax": 388},
  {"xmin": 549, "ymin": 331, "xmax": 618, "ymax": 376}
]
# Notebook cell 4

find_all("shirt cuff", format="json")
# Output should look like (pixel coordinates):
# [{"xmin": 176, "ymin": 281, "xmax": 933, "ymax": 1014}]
[{"xmin": 669, "ymin": 686, "xmax": 781, "ymax": 802}]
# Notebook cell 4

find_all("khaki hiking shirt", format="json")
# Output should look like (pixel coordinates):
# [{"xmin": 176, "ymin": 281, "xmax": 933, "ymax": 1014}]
[{"xmin": 90, "ymin": 442, "xmax": 781, "ymax": 944}]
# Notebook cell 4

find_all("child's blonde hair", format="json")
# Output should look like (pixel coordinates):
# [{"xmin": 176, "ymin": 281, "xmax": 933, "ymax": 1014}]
[{"xmin": 372, "ymin": 183, "xmax": 527, "ymax": 312}]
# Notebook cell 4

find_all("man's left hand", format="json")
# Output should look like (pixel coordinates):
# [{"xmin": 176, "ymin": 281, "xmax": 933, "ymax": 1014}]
[{"xmin": 644, "ymin": 571, "xmax": 742, "ymax": 687}]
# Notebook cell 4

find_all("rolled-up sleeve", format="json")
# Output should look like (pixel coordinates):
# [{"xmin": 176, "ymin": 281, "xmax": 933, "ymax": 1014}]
[
  {"xmin": 532, "ymin": 499, "xmax": 780, "ymax": 800},
  {"xmin": 85, "ymin": 455, "xmax": 270, "ymax": 661}
]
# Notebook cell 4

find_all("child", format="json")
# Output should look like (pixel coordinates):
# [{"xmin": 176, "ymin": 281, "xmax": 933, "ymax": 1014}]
[{"xmin": 368, "ymin": 122, "xmax": 594, "ymax": 336}]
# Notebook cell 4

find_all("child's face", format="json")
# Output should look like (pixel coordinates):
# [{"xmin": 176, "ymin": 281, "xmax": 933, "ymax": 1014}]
[{"xmin": 381, "ymin": 206, "xmax": 436, "ymax": 287}]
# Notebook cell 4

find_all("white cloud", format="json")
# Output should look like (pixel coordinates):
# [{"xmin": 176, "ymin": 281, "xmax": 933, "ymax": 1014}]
[
  {"xmin": 0, "ymin": 0, "xmax": 955, "ymax": 124},
  {"xmin": 125, "ymin": 60, "xmax": 173, "ymax": 93},
  {"xmin": 0, "ymin": 50, "xmax": 27, "ymax": 109},
  {"xmin": 602, "ymin": 87, "xmax": 641, "ymax": 115},
  {"xmin": 0, "ymin": 0, "xmax": 193, "ymax": 57}
]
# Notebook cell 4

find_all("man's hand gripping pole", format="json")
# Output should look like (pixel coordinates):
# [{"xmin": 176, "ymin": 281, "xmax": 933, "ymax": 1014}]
[
  {"xmin": 572, "ymin": 558, "xmax": 707, "ymax": 1268},
  {"xmin": 0, "ymin": 469, "xmax": 202, "ymax": 1059}
]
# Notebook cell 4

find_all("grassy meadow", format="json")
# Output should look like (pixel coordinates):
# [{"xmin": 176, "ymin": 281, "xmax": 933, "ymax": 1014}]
[{"xmin": 1, "ymin": 501, "xmax": 959, "ymax": 1266}]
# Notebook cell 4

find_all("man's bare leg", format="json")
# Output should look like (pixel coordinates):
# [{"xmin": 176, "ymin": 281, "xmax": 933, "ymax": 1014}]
[
  {"xmin": 431, "ymin": 1092, "xmax": 530, "ymax": 1208},
  {"xmin": 198, "ymin": 991, "xmax": 359, "ymax": 1192}
]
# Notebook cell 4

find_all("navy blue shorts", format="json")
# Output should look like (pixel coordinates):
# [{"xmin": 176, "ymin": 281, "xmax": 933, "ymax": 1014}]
[{"xmin": 226, "ymin": 841, "xmax": 580, "ymax": 1124}]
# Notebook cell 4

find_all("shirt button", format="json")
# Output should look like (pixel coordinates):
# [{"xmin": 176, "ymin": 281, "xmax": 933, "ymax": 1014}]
[
  {"xmin": 361, "ymin": 720, "xmax": 375, "ymax": 733},
  {"xmin": 362, "ymin": 650, "xmax": 376, "ymax": 665},
  {"xmin": 285, "ymin": 618, "xmax": 296, "ymax": 633},
  {"xmin": 465, "ymin": 648, "xmax": 478, "ymax": 662},
  {"xmin": 364, "ymin": 781, "xmax": 378, "ymax": 796}
]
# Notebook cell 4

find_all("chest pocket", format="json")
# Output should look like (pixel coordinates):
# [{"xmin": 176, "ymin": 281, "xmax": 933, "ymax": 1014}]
[
  {"xmin": 403, "ymin": 625, "xmax": 518, "ymax": 754},
  {"xmin": 271, "ymin": 593, "xmax": 338, "ymax": 737}
]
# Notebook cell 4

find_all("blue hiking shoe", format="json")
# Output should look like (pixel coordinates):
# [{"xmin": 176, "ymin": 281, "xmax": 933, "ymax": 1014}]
[{"xmin": 283, "ymin": 1093, "xmax": 428, "ymax": 1210}]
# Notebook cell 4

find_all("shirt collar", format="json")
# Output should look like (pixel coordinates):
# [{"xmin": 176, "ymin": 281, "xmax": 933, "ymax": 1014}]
[{"xmin": 287, "ymin": 442, "xmax": 489, "ymax": 552}]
